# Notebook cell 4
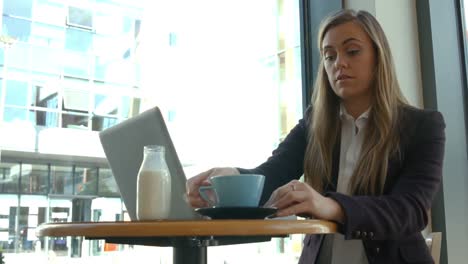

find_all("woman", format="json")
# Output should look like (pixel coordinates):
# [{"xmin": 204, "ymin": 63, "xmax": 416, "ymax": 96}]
[{"xmin": 186, "ymin": 9, "xmax": 445, "ymax": 264}]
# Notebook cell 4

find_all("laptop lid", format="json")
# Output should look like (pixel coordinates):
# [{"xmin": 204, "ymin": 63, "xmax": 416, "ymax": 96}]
[{"xmin": 99, "ymin": 106, "xmax": 199, "ymax": 220}]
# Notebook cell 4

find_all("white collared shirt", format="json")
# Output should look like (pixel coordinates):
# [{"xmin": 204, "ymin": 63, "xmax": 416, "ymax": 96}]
[{"xmin": 331, "ymin": 105, "xmax": 370, "ymax": 264}]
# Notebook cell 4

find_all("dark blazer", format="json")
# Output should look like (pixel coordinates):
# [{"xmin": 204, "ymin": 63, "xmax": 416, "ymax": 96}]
[{"xmin": 238, "ymin": 105, "xmax": 446, "ymax": 264}]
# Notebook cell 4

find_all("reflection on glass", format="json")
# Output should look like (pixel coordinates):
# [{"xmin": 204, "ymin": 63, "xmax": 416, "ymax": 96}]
[
  {"xmin": 33, "ymin": 0, "xmax": 65, "ymax": 26},
  {"xmin": 0, "ymin": 48, "xmax": 4, "ymax": 66},
  {"xmin": 3, "ymin": 0, "xmax": 33, "ymax": 18},
  {"xmin": 2, "ymin": 16, "xmax": 31, "ymax": 42},
  {"xmin": 20, "ymin": 164, "xmax": 49, "ymax": 194},
  {"xmin": 5, "ymin": 79, "xmax": 28, "ymax": 106},
  {"xmin": 50, "ymin": 166, "xmax": 73, "ymax": 195},
  {"xmin": 7, "ymin": 42, "xmax": 30, "ymax": 69},
  {"xmin": 91, "ymin": 115, "xmax": 117, "ymax": 131},
  {"xmin": 65, "ymin": 28, "xmax": 92, "ymax": 53},
  {"xmin": 61, "ymin": 113, "xmax": 89, "ymax": 129},
  {"xmin": 31, "ymin": 46, "xmax": 62, "ymax": 73},
  {"xmin": 30, "ymin": 22, "xmax": 66, "ymax": 48},
  {"xmin": 31, "ymin": 85, "xmax": 58, "ymax": 109},
  {"xmin": 0, "ymin": 164, "xmax": 20, "ymax": 194},
  {"xmin": 75, "ymin": 167, "xmax": 98, "ymax": 195},
  {"xmin": 67, "ymin": 6, "xmax": 93, "ymax": 29},
  {"xmin": 0, "ymin": 194, "xmax": 18, "ymax": 253},
  {"xmin": 98, "ymin": 169, "xmax": 120, "ymax": 197},
  {"xmin": 3, "ymin": 107, "xmax": 28, "ymax": 123},
  {"xmin": 29, "ymin": 109, "xmax": 59, "ymax": 127},
  {"xmin": 63, "ymin": 51, "xmax": 90, "ymax": 78},
  {"xmin": 95, "ymin": 12, "xmax": 132, "ymax": 36}
]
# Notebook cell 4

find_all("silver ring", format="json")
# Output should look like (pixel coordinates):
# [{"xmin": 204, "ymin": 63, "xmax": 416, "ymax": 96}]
[{"xmin": 291, "ymin": 184, "xmax": 296, "ymax": 191}]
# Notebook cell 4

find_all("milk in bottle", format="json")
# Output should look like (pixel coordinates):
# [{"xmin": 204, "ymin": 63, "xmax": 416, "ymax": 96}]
[{"xmin": 136, "ymin": 145, "xmax": 171, "ymax": 220}]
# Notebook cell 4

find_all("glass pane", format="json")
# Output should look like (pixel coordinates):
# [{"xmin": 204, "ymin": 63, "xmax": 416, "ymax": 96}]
[
  {"xmin": 63, "ymin": 51, "xmax": 90, "ymax": 78},
  {"xmin": 3, "ymin": 107, "xmax": 28, "ymax": 123},
  {"xmin": 95, "ymin": 12, "xmax": 132, "ymax": 36},
  {"xmin": 62, "ymin": 113, "xmax": 89, "ymax": 129},
  {"xmin": 0, "ymin": 48, "xmax": 5, "ymax": 66},
  {"xmin": 34, "ymin": 0, "xmax": 66, "ymax": 26},
  {"xmin": 3, "ymin": 0, "xmax": 33, "ymax": 18},
  {"xmin": 0, "ymin": 163, "xmax": 20, "ymax": 194},
  {"xmin": 98, "ymin": 169, "xmax": 119, "ymax": 197},
  {"xmin": 0, "ymin": 194, "xmax": 18, "ymax": 253},
  {"xmin": 31, "ymin": 46, "xmax": 62, "ymax": 73},
  {"xmin": 30, "ymin": 109, "xmax": 59, "ymax": 127},
  {"xmin": 91, "ymin": 115, "xmax": 117, "ymax": 131},
  {"xmin": 75, "ymin": 167, "xmax": 98, "ymax": 195},
  {"xmin": 1, "ymin": 16, "xmax": 31, "ymax": 42},
  {"xmin": 8, "ymin": 42, "xmax": 30, "ymax": 69},
  {"xmin": 18, "ymin": 195, "xmax": 48, "ymax": 253},
  {"xmin": 65, "ymin": 28, "xmax": 92, "ymax": 53},
  {"xmin": 50, "ymin": 166, "xmax": 73, "ymax": 195},
  {"xmin": 20, "ymin": 164, "xmax": 49, "ymax": 194},
  {"xmin": 5, "ymin": 79, "xmax": 28, "ymax": 106},
  {"xmin": 94, "ymin": 56, "xmax": 134, "ymax": 84},
  {"xmin": 67, "ymin": 6, "xmax": 93, "ymax": 29},
  {"xmin": 63, "ymin": 89, "xmax": 90, "ymax": 112},
  {"xmin": 30, "ymin": 22, "xmax": 66, "ymax": 48},
  {"xmin": 47, "ymin": 198, "xmax": 71, "ymax": 255},
  {"xmin": 31, "ymin": 84, "xmax": 59, "ymax": 109},
  {"xmin": 120, "ymin": 96, "xmax": 140, "ymax": 118},
  {"xmin": 94, "ymin": 94, "xmax": 118, "ymax": 115}
]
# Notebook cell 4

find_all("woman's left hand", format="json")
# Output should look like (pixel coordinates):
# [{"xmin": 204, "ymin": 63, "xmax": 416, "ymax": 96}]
[{"xmin": 264, "ymin": 180, "xmax": 345, "ymax": 223}]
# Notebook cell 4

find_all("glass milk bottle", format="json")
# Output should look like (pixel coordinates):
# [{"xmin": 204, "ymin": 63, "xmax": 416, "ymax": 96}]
[{"xmin": 136, "ymin": 145, "xmax": 171, "ymax": 220}]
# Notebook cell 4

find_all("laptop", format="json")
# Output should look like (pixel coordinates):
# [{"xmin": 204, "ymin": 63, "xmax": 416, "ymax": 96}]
[{"xmin": 99, "ymin": 106, "xmax": 200, "ymax": 220}]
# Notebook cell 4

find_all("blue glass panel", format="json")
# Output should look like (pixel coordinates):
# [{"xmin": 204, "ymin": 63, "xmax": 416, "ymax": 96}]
[
  {"xmin": 3, "ymin": 107, "xmax": 28, "ymax": 122},
  {"xmin": 65, "ymin": 28, "xmax": 92, "ymax": 52},
  {"xmin": 31, "ymin": 46, "xmax": 62, "ymax": 73},
  {"xmin": 2, "ymin": 16, "xmax": 31, "ymax": 42},
  {"xmin": 5, "ymin": 80, "xmax": 28, "ymax": 106},
  {"xmin": 8, "ymin": 42, "xmax": 29, "ymax": 69},
  {"xmin": 30, "ymin": 110, "xmax": 59, "ymax": 127},
  {"xmin": 3, "ymin": 0, "xmax": 33, "ymax": 18}
]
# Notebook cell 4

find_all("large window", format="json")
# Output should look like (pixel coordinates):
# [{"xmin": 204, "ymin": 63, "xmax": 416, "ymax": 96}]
[{"xmin": 0, "ymin": 0, "xmax": 305, "ymax": 262}]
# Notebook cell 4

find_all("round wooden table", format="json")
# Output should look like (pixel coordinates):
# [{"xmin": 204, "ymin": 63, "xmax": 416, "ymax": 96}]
[{"xmin": 37, "ymin": 219, "xmax": 337, "ymax": 264}]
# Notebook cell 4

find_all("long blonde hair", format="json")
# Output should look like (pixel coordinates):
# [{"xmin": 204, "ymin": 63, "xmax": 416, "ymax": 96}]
[{"xmin": 304, "ymin": 9, "xmax": 408, "ymax": 195}]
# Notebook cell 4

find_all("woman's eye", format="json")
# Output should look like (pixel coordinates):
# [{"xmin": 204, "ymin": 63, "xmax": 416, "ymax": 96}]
[
  {"xmin": 348, "ymin": 49, "xmax": 360, "ymax": 55},
  {"xmin": 324, "ymin": 54, "xmax": 335, "ymax": 61}
]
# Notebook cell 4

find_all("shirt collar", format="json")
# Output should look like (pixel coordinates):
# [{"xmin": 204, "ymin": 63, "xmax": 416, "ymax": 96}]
[{"xmin": 339, "ymin": 104, "xmax": 371, "ymax": 121}]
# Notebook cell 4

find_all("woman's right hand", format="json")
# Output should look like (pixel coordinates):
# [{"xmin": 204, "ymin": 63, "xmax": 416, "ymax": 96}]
[{"xmin": 185, "ymin": 167, "xmax": 240, "ymax": 208}]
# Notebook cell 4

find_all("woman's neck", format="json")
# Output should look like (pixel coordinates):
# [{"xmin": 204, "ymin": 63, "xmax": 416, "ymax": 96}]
[{"xmin": 342, "ymin": 98, "xmax": 371, "ymax": 119}]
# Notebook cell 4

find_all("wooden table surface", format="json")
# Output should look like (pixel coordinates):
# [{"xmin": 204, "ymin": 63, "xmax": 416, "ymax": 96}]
[{"xmin": 36, "ymin": 219, "xmax": 338, "ymax": 238}]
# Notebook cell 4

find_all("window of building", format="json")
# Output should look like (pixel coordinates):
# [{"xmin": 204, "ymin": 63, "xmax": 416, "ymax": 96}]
[
  {"xmin": 97, "ymin": 168, "xmax": 119, "ymax": 197},
  {"xmin": 7, "ymin": 42, "xmax": 30, "ymax": 70},
  {"xmin": 3, "ymin": 0, "xmax": 33, "ymax": 18},
  {"xmin": 33, "ymin": 0, "xmax": 65, "ymax": 26},
  {"xmin": 1, "ymin": 16, "xmax": 31, "ymax": 42},
  {"xmin": 3, "ymin": 107, "xmax": 28, "ymax": 123},
  {"xmin": 67, "ymin": 6, "xmax": 93, "ymax": 30},
  {"xmin": 5, "ymin": 79, "xmax": 28, "ymax": 107},
  {"xmin": 62, "ymin": 50, "xmax": 91, "ymax": 78},
  {"xmin": 20, "ymin": 164, "xmax": 49, "ymax": 194},
  {"xmin": 75, "ymin": 167, "xmax": 98, "ymax": 195},
  {"xmin": 30, "ymin": 22, "xmax": 66, "ymax": 49},
  {"xmin": 50, "ymin": 166, "xmax": 73, "ymax": 195},
  {"xmin": 0, "ymin": 164, "xmax": 20, "ymax": 194},
  {"xmin": 65, "ymin": 27, "xmax": 92, "ymax": 53},
  {"xmin": 31, "ymin": 46, "xmax": 62, "ymax": 74}
]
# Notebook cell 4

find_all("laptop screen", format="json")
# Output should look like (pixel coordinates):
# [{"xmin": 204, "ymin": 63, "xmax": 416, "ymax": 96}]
[{"xmin": 99, "ymin": 107, "xmax": 199, "ymax": 220}]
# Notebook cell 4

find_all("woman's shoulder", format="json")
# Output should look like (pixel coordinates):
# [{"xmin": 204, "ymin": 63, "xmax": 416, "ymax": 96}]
[
  {"xmin": 398, "ymin": 105, "xmax": 446, "ymax": 143},
  {"xmin": 399, "ymin": 104, "xmax": 445, "ymax": 125}
]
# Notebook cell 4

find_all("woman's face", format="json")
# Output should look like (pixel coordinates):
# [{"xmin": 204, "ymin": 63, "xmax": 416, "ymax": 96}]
[{"xmin": 322, "ymin": 21, "xmax": 377, "ymax": 104}]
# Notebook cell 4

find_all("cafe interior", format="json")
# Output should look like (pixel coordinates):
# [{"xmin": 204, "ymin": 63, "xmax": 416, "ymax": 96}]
[{"xmin": 0, "ymin": 0, "xmax": 467, "ymax": 263}]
